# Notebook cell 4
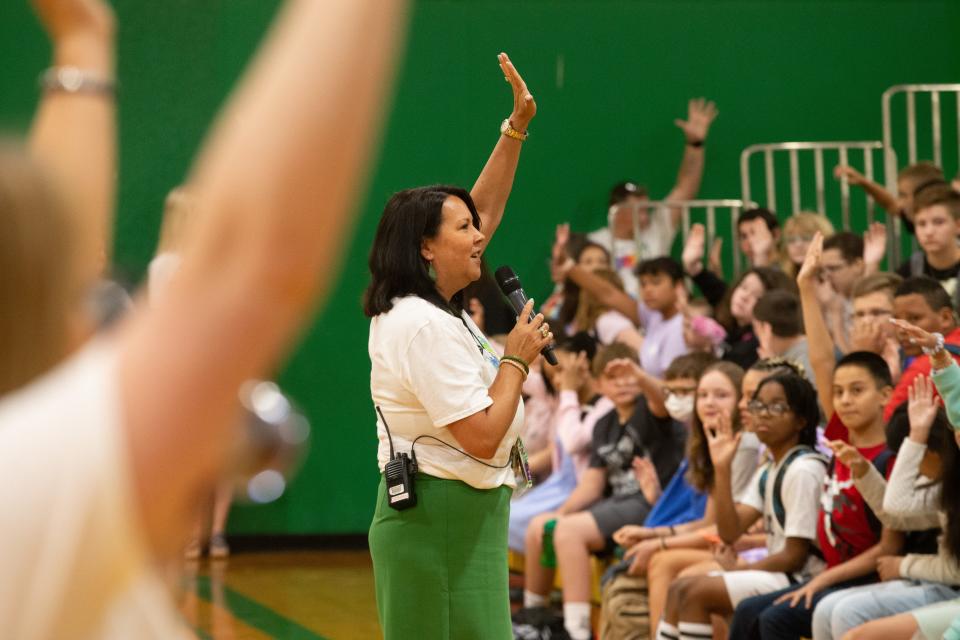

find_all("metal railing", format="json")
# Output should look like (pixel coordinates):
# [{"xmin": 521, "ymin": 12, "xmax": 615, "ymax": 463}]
[
  {"xmin": 881, "ymin": 84, "xmax": 960, "ymax": 267},
  {"xmin": 740, "ymin": 141, "xmax": 885, "ymax": 231},
  {"xmin": 606, "ymin": 199, "xmax": 757, "ymax": 277}
]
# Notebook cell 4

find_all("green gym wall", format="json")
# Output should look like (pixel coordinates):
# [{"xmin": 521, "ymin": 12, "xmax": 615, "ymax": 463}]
[{"xmin": 2, "ymin": 0, "xmax": 959, "ymax": 535}]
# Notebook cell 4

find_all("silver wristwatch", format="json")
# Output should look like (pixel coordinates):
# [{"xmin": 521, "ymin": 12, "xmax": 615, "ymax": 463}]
[
  {"xmin": 922, "ymin": 332, "xmax": 945, "ymax": 356},
  {"xmin": 40, "ymin": 66, "xmax": 115, "ymax": 96}
]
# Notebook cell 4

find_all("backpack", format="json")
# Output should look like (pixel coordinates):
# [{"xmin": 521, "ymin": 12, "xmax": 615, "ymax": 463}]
[
  {"xmin": 599, "ymin": 574, "xmax": 650, "ymax": 640},
  {"xmin": 758, "ymin": 445, "xmax": 829, "ymax": 530}
]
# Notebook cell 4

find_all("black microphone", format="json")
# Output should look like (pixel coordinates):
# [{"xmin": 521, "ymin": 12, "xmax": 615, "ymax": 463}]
[{"xmin": 494, "ymin": 265, "xmax": 558, "ymax": 366}]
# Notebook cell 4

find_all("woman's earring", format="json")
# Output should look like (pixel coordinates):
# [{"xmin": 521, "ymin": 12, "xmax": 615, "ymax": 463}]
[{"xmin": 427, "ymin": 261, "xmax": 437, "ymax": 282}]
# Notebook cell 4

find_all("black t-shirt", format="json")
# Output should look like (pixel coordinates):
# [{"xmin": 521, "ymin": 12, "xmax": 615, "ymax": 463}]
[
  {"xmin": 588, "ymin": 396, "xmax": 686, "ymax": 497},
  {"xmin": 896, "ymin": 254, "xmax": 960, "ymax": 298}
]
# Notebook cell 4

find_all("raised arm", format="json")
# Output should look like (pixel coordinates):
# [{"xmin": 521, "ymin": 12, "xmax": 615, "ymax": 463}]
[
  {"xmin": 563, "ymin": 262, "xmax": 640, "ymax": 325},
  {"xmin": 663, "ymin": 98, "xmax": 718, "ymax": 228},
  {"xmin": 834, "ymin": 166, "xmax": 898, "ymax": 216},
  {"xmin": 470, "ymin": 53, "xmax": 536, "ymax": 248},
  {"xmin": 604, "ymin": 358, "xmax": 667, "ymax": 418},
  {"xmin": 28, "ymin": 0, "xmax": 116, "ymax": 286},
  {"xmin": 797, "ymin": 232, "xmax": 837, "ymax": 416},
  {"xmin": 704, "ymin": 413, "xmax": 759, "ymax": 545},
  {"xmin": 118, "ymin": 0, "xmax": 408, "ymax": 553}
]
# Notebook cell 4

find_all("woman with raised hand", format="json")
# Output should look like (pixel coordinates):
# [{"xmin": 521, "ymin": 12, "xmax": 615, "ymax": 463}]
[
  {"xmin": 364, "ymin": 53, "xmax": 545, "ymax": 639},
  {"xmin": 0, "ymin": 0, "xmax": 405, "ymax": 636}
]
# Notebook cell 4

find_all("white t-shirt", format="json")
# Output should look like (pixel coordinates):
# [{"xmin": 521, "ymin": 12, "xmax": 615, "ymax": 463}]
[
  {"xmin": 588, "ymin": 214, "xmax": 677, "ymax": 298},
  {"xmin": 739, "ymin": 448, "xmax": 828, "ymax": 579},
  {"xmin": 0, "ymin": 341, "xmax": 191, "ymax": 639},
  {"xmin": 369, "ymin": 296, "xmax": 525, "ymax": 489}
]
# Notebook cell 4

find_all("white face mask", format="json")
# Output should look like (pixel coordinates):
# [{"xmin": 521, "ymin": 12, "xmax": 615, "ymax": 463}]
[{"xmin": 664, "ymin": 394, "xmax": 695, "ymax": 422}]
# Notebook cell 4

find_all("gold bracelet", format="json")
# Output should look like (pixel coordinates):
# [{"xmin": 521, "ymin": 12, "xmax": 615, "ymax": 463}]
[
  {"xmin": 500, "ymin": 118, "xmax": 528, "ymax": 141},
  {"xmin": 500, "ymin": 358, "xmax": 528, "ymax": 380}
]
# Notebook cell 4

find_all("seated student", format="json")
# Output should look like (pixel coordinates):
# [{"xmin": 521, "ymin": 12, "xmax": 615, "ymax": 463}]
[
  {"xmin": 820, "ymin": 232, "xmax": 866, "ymax": 352},
  {"xmin": 781, "ymin": 212, "xmax": 835, "ymax": 279},
  {"xmin": 518, "ymin": 344, "xmax": 688, "ymax": 640},
  {"xmin": 737, "ymin": 207, "xmax": 784, "ymax": 269},
  {"xmin": 606, "ymin": 360, "xmax": 778, "ymax": 634},
  {"xmin": 884, "ymin": 276, "xmax": 960, "ymax": 420},
  {"xmin": 846, "ymin": 272, "xmax": 903, "ymax": 375},
  {"xmin": 726, "ymin": 235, "xmax": 904, "ymax": 639},
  {"xmin": 835, "ymin": 161, "xmax": 944, "ymax": 235},
  {"xmin": 541, "ymin": 234, "xmax": 612, "ymax": 325},
  {"xmin": 587, "ymin": 99, "xmax": 718, "ymax": 296},
  {"xmin": 811, "ymin": 376, "xmax": 959, "ymax": 640},
  {"xmin": 897, "ymin": 183, "xmax": 960, "ymax": 301},
  {"xmin": 509, "ymin": 335, "xmax": 609, "ymax": 551},
  {"xmin": 751, "ymin": 290, "xmax": 815, "ymax": 383},
  {"xmin": 559, "ymin": 256, "xmax": 690, "ymax": 378},
  {"xmin": 570, "ymin": 268, "xmax": 640, "ymax": 346},
  {"xmin": 655, "ymin": 371, "xmax": 827, "ymax": 640}
]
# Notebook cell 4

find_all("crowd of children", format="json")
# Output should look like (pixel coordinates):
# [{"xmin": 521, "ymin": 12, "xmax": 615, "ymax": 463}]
[{"xmin": 496, "ymin": 138, "xmax": 960, "ymax": 640}]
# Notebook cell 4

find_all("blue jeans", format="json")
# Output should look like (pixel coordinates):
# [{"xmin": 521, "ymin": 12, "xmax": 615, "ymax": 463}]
[
  {"xmin": 811, "ymin": 580, "xmax": 960, "ymax": 639},
  {"xmin": 728, "ymin": 577, "xmax": 875, "ymax": 640}
]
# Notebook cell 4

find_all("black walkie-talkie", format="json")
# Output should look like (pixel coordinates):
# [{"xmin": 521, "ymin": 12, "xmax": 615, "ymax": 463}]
[{"xmin": 376, "ymin": 406, "xmax": 417, "ymax": 510}]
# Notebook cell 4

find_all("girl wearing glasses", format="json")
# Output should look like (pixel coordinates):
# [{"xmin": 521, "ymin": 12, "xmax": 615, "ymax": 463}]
[{"xmin": 655, "ymin": 371, "xmax": 827, "ymax": 640}]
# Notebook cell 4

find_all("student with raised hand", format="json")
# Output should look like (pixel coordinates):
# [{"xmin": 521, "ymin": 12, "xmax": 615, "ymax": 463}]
[
  {"xmin": 587, "ymin": 99, "xmax": 718, "ymax": 296},
  {"xmin": 892, "ymin": 319, "xmax": 960, "ymax": 431},
  {"xmin": 654, "ymin": 371, "xmax": 827, "ymax": 640},
  {"xmin": 555, "ymin": 254, "xmax": 689, "ymax": 378},
  {"xmin": 835, "ymin": 161, "xmax": 944, "ymax": 236},
  {"xmin": 0, "ymin": 0, "xmax": 406, "ymax": 636},
  {"xmin": 810, "ymin": 375, "xmax": 960, "ymax": 640}
]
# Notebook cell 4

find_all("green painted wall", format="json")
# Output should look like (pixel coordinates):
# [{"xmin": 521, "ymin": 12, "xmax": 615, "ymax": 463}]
[{"xmin": 2, "ymin": 1, "xmax": 959, "ymax": 534}]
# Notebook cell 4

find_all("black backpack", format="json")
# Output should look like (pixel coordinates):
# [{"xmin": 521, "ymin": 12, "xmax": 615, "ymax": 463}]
[{"xmin": 512, "ymin": 607, "xmax": 571, "ymax": 640}]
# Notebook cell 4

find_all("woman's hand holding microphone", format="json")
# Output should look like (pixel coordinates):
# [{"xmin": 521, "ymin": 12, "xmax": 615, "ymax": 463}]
[{"xmin": 502, "ymin": 299, "xmax": 554, "ymax": 378}]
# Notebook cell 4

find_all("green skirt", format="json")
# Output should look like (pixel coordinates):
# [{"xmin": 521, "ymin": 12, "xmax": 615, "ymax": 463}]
[{"xmin": 369, "ymin": 474, "xmax": 513, "ymax": 640}]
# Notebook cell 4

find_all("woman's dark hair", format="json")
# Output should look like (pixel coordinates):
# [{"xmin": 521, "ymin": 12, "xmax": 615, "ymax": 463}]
[
  {"xmin": 364, "ymin": 185, "xmax": 479, "ymax": 317},
  {"xmin": 558, "ymin": 241, "xmax": 610, "ymax": 330},
  {"xmin": 753, "ymin": 372, "xmax": 820, "ymax": 449},
  {"xmin": 715, "ymin": 267, "xmax": 796, "ymax": 331},
  {"xmin": 687, "ymin": 361, "xmax": 745, "ymax": 492}
]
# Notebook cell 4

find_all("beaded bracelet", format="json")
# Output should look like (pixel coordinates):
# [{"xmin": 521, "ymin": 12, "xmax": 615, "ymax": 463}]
[
  {"xmin": 500, "ymin": 358, "xmax": 528, "ymax": 380},
  {"xmin": 501, "ymin": 355, "xmax": 530, "ymax": 375}
]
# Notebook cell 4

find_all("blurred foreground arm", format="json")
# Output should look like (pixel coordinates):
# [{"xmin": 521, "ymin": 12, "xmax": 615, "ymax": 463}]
[
  {"xmin": 28, "ymin": 0, "xmax": 116, "ymax": 284},
  {"xmin": 119, "ymin": 0, "xmax": 407, "ymax": 553}
]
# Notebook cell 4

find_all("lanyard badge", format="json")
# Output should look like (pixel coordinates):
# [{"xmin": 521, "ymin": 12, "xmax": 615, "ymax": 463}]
[{"xmin": 511, "ymin": 438, "xmax": 533, "ymax": 494}]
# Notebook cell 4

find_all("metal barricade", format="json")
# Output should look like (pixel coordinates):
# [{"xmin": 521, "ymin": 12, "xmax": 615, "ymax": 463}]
[
  {"xmin": 881, "ymin": 84, "xmax": 960, "ymax": 266},
  {"xmin": 606, "ymin": 199, "xmax": 757, "ymax": 277},
  {"xmin": 740, "ymin": 141, "xmax": 885, "ymax": 232}
]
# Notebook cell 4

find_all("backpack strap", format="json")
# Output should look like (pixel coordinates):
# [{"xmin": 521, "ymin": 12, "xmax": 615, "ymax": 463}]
[{"xmin": 771, "ymin": 446, "xmax": 829, "ymax": 531}]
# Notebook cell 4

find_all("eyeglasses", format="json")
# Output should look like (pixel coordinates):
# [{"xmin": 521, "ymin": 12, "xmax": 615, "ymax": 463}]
[
  {"xmin": 662, "ymin": 386, "xmax": 697, "ymax": 398},
  {"xmin": 747, "ymin": 400, "xmax": 792, "ymax": 416}
]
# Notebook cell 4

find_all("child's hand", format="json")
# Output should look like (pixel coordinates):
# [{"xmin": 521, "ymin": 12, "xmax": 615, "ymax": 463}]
[{"xmin": 827, "ymin": 440, "xmax": 869, "ymax": 479}]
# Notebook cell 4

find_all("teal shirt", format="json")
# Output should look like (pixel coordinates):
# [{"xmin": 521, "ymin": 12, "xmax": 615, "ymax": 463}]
[{"xmin": 931, "ymin": 360, "xmax": 960, "ymax": 431}]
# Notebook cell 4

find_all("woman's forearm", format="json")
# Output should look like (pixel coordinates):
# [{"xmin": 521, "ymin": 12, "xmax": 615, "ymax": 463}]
[{"xmin": 471, "ymin": 135, "xmax": 524, "ymax": 247}]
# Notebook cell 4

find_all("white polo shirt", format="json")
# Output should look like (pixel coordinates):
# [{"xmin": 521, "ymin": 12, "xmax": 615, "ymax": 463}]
[{"xmin": 369, "ymin": 296, "xmax": 524, "ymax": 489}]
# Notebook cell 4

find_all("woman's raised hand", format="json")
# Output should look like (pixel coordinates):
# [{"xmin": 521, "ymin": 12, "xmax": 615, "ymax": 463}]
[
  {"xmin": 503, "ymin": 298, "xmax": 553, "ymax": 366},
  {"xmin": 498, "ymin": 53, "xmax": 536, "ymax": 131}
]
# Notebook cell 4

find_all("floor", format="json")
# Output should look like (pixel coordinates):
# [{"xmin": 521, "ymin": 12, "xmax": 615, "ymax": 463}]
[{"xmin": 178, "ymin": 551, "xmax": 382, "ymax": 640}]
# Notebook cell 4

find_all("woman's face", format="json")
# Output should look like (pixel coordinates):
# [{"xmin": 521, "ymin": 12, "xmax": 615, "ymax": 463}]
[
  {"xmin": 729, "ymin": 273, "xmax": 765, "ymax": 325},
  {"xmin": 421, "ymin": 197, "xmax": 485, "ymax": 297},
  {"xmin": 696, "ymin": 369, "xmax": 738, "ymax": 427},
  {"xmin": 578, "ymin": 246, "xmax": 610, "ymax": 272}
]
